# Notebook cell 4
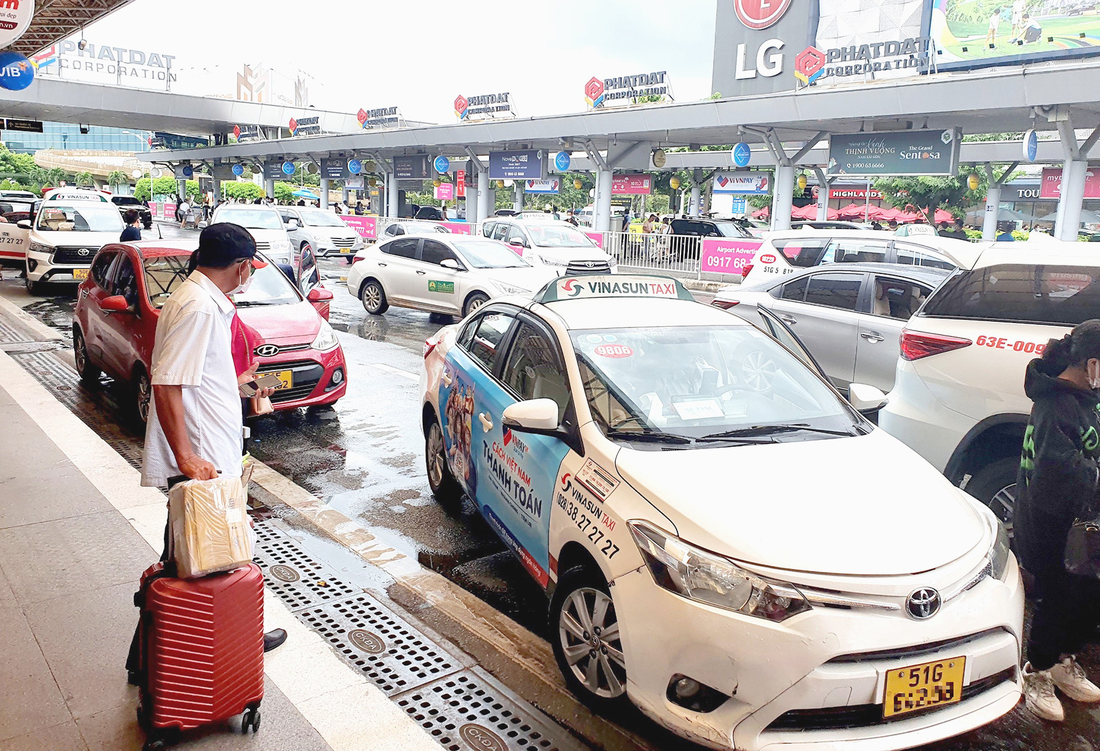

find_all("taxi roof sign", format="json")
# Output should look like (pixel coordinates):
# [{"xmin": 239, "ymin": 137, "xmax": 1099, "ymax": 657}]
[
  {"xmin": 536, "ymin": 275, "xmax": 694, "ymax": 303},
  {"xmin": 43, "ymin": 189, "xmax": 110, "ymax": 203}
]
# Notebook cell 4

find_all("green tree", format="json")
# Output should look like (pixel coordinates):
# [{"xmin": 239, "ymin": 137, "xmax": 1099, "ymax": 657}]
[
  {"xmin": 107, "ymin": 170, "xmax": 129, "ymax": 191},
  {"xmin": 222, "ymin": 182, "xmax": 264, "ymax": 202},
  {"xmin": 873, "ymin": 168, "xmax": 988, "ymax": 222},
  {"xmin": 75, "ymin": 172, "xmax": 95, "ymax": 188}
]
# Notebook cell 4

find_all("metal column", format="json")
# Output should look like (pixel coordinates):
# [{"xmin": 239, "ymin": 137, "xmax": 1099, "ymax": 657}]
[
  {"xmin": 814, "ymin": 168, "xmax": 830, "ymax": 222},
  {"xmin": 212, "ymin": 177, "xmax": 221, "ymax": 207},
  {"xmin": 595, "ymin": 169, "xmax": 613, "ymax": 232},
  {"xmin": 1056, "ymin": 159, "xmax": 1088, "ymax": 242},
  {"xmin": 387, "ymin": 172, "xmax": 399, "ymax": 219},
  {"xmin": 514, "ymin": 182, "xmax": 524, "ymax": 212},
  {"xmin": 320, "ymin": 178, "xmax": 330, "ymax": 209},
  {"xmin": 264, "ymin": 177, "xmax": 275, "ymax": 200},
  {"xmin": 477, "ymin": 170, "xmax": 490, "ymax": 225},
  {"xmin": 982, "ymin": 183, "xmax": 1002, "ymax": 240},
  {"xmin": 771, "ymin": 165, "xmax": 795, "ymax": 232},
  {"xmin": 690, "ymin": 186, "xmax": 701, "ymax": 217}
]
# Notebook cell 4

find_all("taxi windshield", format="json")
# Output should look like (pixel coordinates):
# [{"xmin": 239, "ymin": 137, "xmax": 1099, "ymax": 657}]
[
  {"xmin": 570, "ymin": 326, "xmax": 858, "ymax": 445},
  {"xmin": 453, "ymin": 239, "xmax": 530, "ymax": 268},
  {"xmin": 36, "ymin": 205, "xmax": 124, "ymax": 232},
  {"xmin": 216, "ymin": 209, "xmax": 283, "ymax": 231},
  {"xmin": 298, "ymin": 210, "xmax": 346, "ymax": 228},
  {"xmin": 143, "ymin": 255, "xmax": 300, "ymax": 309},
  {"xmin": 527, "ymin": 224, "xmax": 594, "ymax": 248}
]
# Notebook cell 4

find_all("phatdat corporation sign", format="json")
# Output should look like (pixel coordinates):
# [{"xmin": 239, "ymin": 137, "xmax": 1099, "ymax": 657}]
[
  {"xmin": 455, "ymin": 92, "xmax": 514, "ymax": 121},
  {"xmin": 33, "ymin": 39, "xmax": 177, "ymax": 87},
  {"xmin": 585, "ymin": 72, "xmax": 673, "ymax": 109},
  {"xmin": 795, "ymin": 38, "xmax": 932, "ymax": 87},
  {"xmin": 357, "ymin": 106, "xmax": 403, "ymax": 129}
]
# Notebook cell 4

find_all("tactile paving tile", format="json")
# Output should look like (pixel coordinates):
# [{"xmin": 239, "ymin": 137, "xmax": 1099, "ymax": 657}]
[
  {"xmin": 296, "ymin": 595, "xmax": 461, "ymax": 696},
  {"xmin": 252, "ymin": 537, "xmax": 357, "ymax": 610},
  {"xmin": 395, "ymin": 670, "xmax": 586, "ymax": 751}
]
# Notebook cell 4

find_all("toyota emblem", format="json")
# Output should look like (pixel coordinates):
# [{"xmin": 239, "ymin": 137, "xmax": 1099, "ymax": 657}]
[
  {"xmin": 254, "ymin": 344, "xmax": 280, "ymax": 357},
  {"xmin": 905, "ymin": 588, "xmax": 942, "ymax": 620},
  {"xmin": 584, "ymin": 261, "xmax": 596, "ymax": 268},
  {"xmin": 78, "ymin": 248, "xmax": 90, "ymax": 256}
]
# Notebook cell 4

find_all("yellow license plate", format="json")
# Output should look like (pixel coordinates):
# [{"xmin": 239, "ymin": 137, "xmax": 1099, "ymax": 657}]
[
  {"xmin": 72, "ymin": 268, "xmax": 89, "ymax": 280},
  {"xmin": 273, "ymin": 370, "xmax": 293, "ymax": 390},
  {"xmin": 883, "ymin": 657, "xmax": 966, "ymax": 718},
  {"xmin": 340, "ymin": 247, "xmax": 350, "ymax": 254}
]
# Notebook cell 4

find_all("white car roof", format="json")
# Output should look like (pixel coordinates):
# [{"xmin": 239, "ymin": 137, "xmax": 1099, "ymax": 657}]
[
  {"xmin": 972, "ymin": 239, "xmax": 1100, "ymax": 270},
  {"xmin": 762, "ymin": 228, "xmax": 983, "ymax": 269}
]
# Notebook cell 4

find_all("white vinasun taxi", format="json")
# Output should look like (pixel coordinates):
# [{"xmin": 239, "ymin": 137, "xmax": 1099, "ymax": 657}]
[{"xmin": 419, "ymin": 275, "xmax": 1023, "ymax": 751}]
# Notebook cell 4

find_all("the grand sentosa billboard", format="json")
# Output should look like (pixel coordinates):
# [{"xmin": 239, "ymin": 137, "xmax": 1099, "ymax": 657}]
[{"xmin": 712, "ymin": 0, "xmax": 1100, "ymax": 97}]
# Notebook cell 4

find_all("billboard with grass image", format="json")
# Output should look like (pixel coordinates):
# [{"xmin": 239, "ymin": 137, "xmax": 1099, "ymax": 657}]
[{"xmin": 929, "ymin": 0, "xmax": 1100, "ymax": 69}]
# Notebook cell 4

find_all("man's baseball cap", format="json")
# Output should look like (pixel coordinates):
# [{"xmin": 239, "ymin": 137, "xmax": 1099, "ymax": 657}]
[{"xmin": 194, "ymin": 223, "xmax": 266, "ymax": 268}]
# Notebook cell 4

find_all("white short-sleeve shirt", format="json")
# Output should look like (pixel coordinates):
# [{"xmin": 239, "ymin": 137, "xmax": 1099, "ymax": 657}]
[{"xmin": 141, "ymin": 271, "xmax": 243, "ymax": 487}]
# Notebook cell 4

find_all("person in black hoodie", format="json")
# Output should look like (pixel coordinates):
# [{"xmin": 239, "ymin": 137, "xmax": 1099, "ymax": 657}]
[{"xmin": 1015, "ymin": 320, "xmax": 1100, "ymax": 721}]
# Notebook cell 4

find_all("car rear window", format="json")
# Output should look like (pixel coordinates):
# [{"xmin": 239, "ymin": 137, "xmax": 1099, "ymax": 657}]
[
  {"xmin": 772, "ymin": 238, "xmax": 829, "ymax": 268},
  {"xmin": 921, "ymin": 264, "xmax": 1100, "ymax": 326}
]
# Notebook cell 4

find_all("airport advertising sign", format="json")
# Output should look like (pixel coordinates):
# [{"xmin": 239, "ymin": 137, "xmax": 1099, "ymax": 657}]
[
  {"xmin": 712, "ymin": 172, "xmax": 771, "ymax": 195},
  {"xmin": 0, "ymin": 0, "xmax": 34, "ymax": 49},
  {"xmin": 394, "ymin": 155, "xmax": 431, "ymax": 180},
  {"xmin": 828, "ymin": 130, "xmax": 961, "ymax": 176},
  {"xmin": 488, "ymin": 150, "xmax": 546, "ymax": 180}
]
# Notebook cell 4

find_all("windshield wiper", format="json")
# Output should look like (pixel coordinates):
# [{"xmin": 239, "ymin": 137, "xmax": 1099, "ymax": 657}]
[
  {"xmin": 234, "ymin": 300, "xmax": 281, "ymax": 307},
  {"xmin": 603, "ymin": 428, "xmax": 694, "ymax": 445},
  {"xmin": 701, "ymin": 423, "xmax": 855, "ymax": 440}
]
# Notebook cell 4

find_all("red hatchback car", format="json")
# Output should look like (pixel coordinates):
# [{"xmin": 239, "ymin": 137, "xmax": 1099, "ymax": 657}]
[{"xmin": 73, "ymin": 240, "xmax": 347, "ymax": 421}]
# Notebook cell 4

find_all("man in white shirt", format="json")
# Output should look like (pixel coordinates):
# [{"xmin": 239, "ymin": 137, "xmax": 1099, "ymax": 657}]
[{"xmin": 129, "ymin": 224, "xmax": 285, "ymax": 683}]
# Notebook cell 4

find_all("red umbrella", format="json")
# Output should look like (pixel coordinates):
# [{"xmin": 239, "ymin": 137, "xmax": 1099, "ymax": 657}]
[
  {"xmin": 752, "ymin": 206, "xmax": 769, "ymax": 218},
  {"xmin": 933, "ymin": 208, "xmax": 954, "ymax": 224},
  {"xmin": 791, "ymin": 204, "xmax": 818, "ymax": 219},
  {"xmin": 838, "ymin": 203, "xmax": 886, "ymax": 220}
]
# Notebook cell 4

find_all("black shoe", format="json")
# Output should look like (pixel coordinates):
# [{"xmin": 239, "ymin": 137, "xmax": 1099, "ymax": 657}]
[
  {"xmin": 127, "ymin": 670, "xmax": 140, "ymax": 686},
  {"xmin": 263, "ymin": 629, "xmax": 287, "ymax": 653}
]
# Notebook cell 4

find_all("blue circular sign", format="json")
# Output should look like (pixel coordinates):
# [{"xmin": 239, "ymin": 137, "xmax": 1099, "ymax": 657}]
[
  {"xmin": 232, "ymin": 164, "xmax": 245, "ymax": 177},
  {"xmin": 0, "ymin": 52, "xmax": 35, "ymax": 92},
  {"xmin": 1024, "ymin": 129, "xmax": 1038, "ymax": 163},
  {"xmin": 282, "ymin": 161, "xmax": 296, "ymax": 176},
  {"xmin": 182, "ymin": 165, "xmax": 194, "ymax": 178},
  {"xmin": 732, "ymin": 142, "xmax": 752, "ymax": 169},
  {"xmin": 434, "ymin": 155, "xmax": 450, "ymax": 174},
  {"xmin": 347, "ymin": 159, "xmax": 362, "ymax": 174},
  {"xmin": 554, "ymin": 151, "xmax": 571, "ymax": 172}
]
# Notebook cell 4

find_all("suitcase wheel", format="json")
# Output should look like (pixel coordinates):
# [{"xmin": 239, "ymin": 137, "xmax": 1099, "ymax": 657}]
[{"xmin": 241, "ymin": 705, "xmax": 261, "ymax": 734}]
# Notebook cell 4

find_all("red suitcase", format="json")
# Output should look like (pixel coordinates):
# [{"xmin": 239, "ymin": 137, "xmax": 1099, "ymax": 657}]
[{"xmin": 135, "ymin": 562, "xmax": 265, "ymax": 750}]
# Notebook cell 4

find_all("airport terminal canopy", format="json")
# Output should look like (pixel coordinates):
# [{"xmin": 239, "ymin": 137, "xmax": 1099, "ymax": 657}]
[{"xmin": 6, "ymin": 0, "xmax": 137, "ymax": 57}]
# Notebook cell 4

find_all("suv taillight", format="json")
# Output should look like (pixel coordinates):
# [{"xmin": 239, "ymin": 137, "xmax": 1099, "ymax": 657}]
[
  {"xmin": 741, "ymin": 263, "xmax": 753, "ymax": 278},
  {"xmin": 900, "ymin": 329, "xmax": 973, "ymax": 361}
]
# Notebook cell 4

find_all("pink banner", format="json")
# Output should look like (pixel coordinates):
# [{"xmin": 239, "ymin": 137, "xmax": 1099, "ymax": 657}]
[
  {"xmin": 584, "ymin": 231, "xmax": 604, "ymax": 249},
  {"xmin": 340, "ymin": 215, "xmax": 377, "ymax": 239},
  {"xmin": 612, "ymin": 174, "xmax": 652, "ymax": 195},
  {"xmin": 441, "ymin": 221, "xmax": 472, "ymax": 235},
  {"xmin": 700, "ymin": 238, "xmax": 762, "ymax": 276},
  {"xmin": 434, "ymin": 183, "xmax": 454, "ymax": 201},
  {"xmin": 1040, "ymin": 167, "xmax": 1100, "ymax": 200},
  {"xmin": 149, "ymin": 203, "xmax": 160, "ymax": 219}
]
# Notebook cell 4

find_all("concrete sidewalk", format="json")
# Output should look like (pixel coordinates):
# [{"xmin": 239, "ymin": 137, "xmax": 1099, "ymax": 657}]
[{"xmin": 0, "ymin": 347, "xmax": 441, "ymax": 751}]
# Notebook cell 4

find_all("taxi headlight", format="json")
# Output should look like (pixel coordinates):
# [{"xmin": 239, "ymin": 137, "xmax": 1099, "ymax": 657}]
[
  {"xmin": 311, "ymin": 320, "xmax": 339, "ymax": 352},
  {"xmin": 628, "ymin": 521, "xmax": 810, "ymax": 622},
  {"xmin": 29, "ymin": 242, "xmax": 53, "ymax": 255},
  {"xmin": 536, "ymin": 254, "xmax": 565, "ymax": 269},
  {"xmin": 990, "ymin": 519, "xmax": 1011, "ymax": 581},
  {"xmin": 495, "ymin": 282, "xmax": 530, "ymax": 295}
]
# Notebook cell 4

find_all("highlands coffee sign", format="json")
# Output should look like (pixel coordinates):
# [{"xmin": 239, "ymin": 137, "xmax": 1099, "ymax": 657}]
[{"xmin": 713, "ymin": 0, "xmax": 929, "ymax": 96}]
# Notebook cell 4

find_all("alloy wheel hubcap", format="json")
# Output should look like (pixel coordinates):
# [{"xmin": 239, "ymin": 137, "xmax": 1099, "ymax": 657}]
[
  {"xmin": 990, "ymin": 483, "xmax": 1016, "ymax": 535},
  {"xmin": 365, "ymin": 286, "xmax": 381, "ymax": 310},
  {"xmin": 559, "ymin": 587, "xmax": 626, "ymax": 699},
  {"xmin": 427, "ymin": 424, "xmax": 445, "ymax": 488},
  {"xmin": 138, "ymin": 376, "xmax": 151, "ymax": 422},
  {"xmin": 75, "ymin": 337, "xmax": 87, "ymax": 372}
]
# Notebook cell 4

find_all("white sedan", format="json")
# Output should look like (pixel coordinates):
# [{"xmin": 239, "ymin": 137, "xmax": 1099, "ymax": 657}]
[
  {"xmin": 419, "ymin": 275, "xmax": 1023, "ymax": 751},
  {"xmin": 347, "ymin": 235, "xmax": 557, "ymax": 318}
]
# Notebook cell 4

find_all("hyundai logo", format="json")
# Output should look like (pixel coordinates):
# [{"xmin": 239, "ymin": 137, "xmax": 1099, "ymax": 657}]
[
  {"xmin": 906, "ymin": 588, "xmax": 942, "ymax": 620},
  {"xmin": 254, "ymin": 344, "xmax": 280, "ymax": 357},
  {"xmin": 78, "ymin": 248, "xmax": 90, "ymax": 256}
]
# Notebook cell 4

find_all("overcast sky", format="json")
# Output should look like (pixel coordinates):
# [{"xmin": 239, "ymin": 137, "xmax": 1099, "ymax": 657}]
[{"xmin": 82, "ymin": 0, "xmax": 718, "ymax": 123}]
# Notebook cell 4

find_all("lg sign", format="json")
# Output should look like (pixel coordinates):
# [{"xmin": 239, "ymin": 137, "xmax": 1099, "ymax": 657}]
[{"xmin": 734, "ymin": 0, "xmax": 792, "ymax": 30}]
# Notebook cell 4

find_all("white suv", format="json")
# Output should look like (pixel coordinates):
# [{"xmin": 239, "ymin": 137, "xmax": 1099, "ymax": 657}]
[
  {"xmin": 278, "ymin": 206, "xmax": 363, "ymax": 263},
  {"xmin": 740, "ymin": 229, "xmax": 977, "ymax": 287},
  {"xmin": 481, "ymin": 217, "xmax": 616, "ymax": 274},
  {"xmin": 23, "ymin": 195, "xmax": 125, "ymax": 295},
  {"xmin": 880, "ymin": 241, "xmax": 1099, "ymax": 530}
]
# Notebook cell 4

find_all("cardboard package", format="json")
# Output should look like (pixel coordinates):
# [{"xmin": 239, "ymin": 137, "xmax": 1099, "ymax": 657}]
[{"xmin": 168, "ymin": 476, "xmax": 253, "ymax": 578}]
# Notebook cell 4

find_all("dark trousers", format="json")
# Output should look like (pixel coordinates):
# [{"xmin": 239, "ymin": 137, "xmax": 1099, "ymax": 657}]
[{"xmin": 1027, "ymin": 564, "xmax": 1100, "ymax": 670}]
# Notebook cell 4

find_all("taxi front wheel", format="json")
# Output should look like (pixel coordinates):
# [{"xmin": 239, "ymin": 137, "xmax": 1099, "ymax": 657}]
[
  {"xmin": 550, "ymin": 566, "xmax": 628, "ymax": 705},
  {"xmin": 360, "ymin": 279, "xmax": 389, "ymax": 315},
  {"xmin": 425, "ymin": 417, "xmax": 461, "ymax": 505}
]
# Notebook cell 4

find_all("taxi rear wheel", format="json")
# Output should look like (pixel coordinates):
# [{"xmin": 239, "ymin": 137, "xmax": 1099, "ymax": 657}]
[
  {"xmin": 73, "ymin": 329, "xmax": 101, "ymax": 386},
  {"xmin": 966, "ymin": 457, "xmax": 1018, "ymax": 537},
  {"xmin": 133, "ymin": 367, "xmax": 152, "ymax": 426},
  {"xmin": 360, "ymin": 280, "xmax": 389, "ymax": 315},
  {"xmin": 551, "ymin": 566, "xmax": 628, "ymax": 705},
  {"xmin": 425, "ymin": 417, "xmax": 461, "ymax": 504},
  {"xmin": 463, "ymin": 293, "xmax": 489, "ymax": 317}
]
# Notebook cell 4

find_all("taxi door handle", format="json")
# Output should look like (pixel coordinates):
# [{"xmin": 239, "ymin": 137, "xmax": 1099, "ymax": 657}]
[
  {"xmin": 778, "ymin": 313, "xmax": 796, "ymax": 325},
  {"xmin": 377, "ymin": 262, "xmax": 387, "ymax": 267},
  {"xmin": 860, "ymin": 332, "xmax": 885, "ymax": 343},
  {"xmin": 478, "ymin": 413, "xmax": 494, "ymax": 432},
  {"xmin": 442, "ymin": 371, "xmax": 453, "ymax": 386},
  {"xmin": 416, "ymin": 270, "xmax": 426, "ymax": 275}
]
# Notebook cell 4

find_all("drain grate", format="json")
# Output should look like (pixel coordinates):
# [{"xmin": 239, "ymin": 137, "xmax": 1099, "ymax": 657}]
[
  {"xmin": 252, "ymin": 517, "xmax": 288, "ymax": 545},
  {"xmin": 298, "ymin": 595, "xmax": 461, "ymax": 696},
  {"xmin": 253, "ymin": 537, "xmax": 357, "ymax": 610},
  {"xmin": 396, "ymin": 671, "xmax": 584, "ymax": 751},
  {"xmin": 0, "ymin": 318, "xmax": 29, "ymax": 345}
]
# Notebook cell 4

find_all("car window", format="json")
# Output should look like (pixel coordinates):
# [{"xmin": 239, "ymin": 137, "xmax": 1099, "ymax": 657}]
[
  {"xmin": 91, "ymin": 252, "xmax": 116, "ymax": 289},
  {"xmin": 505, "ymin": 226, "xmax": 528, "ymax": 246},
  {"xmin": 467, "ymin": 312, "xmax": 517, "ymax": 373},
  {"xmin": 503, "ymin": 323, "xmax": 570, "ymax": 422},
  {"xmin": 278, "ymin": 210, "xmax": 292, "ymax": 223},
  {"xmin": 36, "ymin": 204, "xmax": 123, "ymax": 232},
  {"xmin": 385, "ymin": 224, "xmax": 401, "ymax": 236},
  {"xmin": 422, "ymin": 239, "xmax": 458, "ymax": 266},
  {"xmin": 493, "ymin": 223, "xmax": 510, "ymax": 241},
  {"xmin": 821, "ymin": 240, "xmax": 889, "ymax": 265},
  {"xmin": 143, "ymin": 254, "xmax": 191, "ymax": 309},
  {"xmin": 921, "ymin": 265, "xmax": 1100, "ymax": 326},
  {"xmin": 895, "ymin": 243, "xmax": 957, "ymax": 271},
  {"xmin": 111, "ymin": 255, "xmax": 140, "ymax": 305},
  {"xmin": 871, "ymin": 276, "xmax": 932, "ymax": 320},
  {"xmin": 804, "ymin": 272, "xmax": 864, "ymax": 311},
  {"xmin": 383, "ymin": 238, "xmax": 420, "ymax": 259},
  {"xmin": 771, "ymin": 238, "xmax": 829, "ymax": 268},
  {"xmin": 481, "ymin": 221, "xmax": 495, "ymax": 238},
  {"xmin": 778, "ymin": 276, "xmax": 809, "ymax": 302}
]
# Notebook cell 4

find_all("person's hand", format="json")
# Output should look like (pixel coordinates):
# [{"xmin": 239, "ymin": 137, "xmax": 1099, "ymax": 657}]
[
  {"xmin": 238, "ymin": 360, "xmax": 260, "ymax": 386},
  {"xmin": 178, "ymin": 453, "xmax": 218, "ymax": 480}
]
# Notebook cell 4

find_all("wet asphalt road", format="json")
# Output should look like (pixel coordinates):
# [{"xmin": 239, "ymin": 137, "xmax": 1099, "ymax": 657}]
[{"xmin": 3, "ymin": 224, "xmax": 1100, "ymax": 750}]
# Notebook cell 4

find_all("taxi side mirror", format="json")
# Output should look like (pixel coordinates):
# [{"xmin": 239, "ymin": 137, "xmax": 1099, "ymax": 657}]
[
  {"xmin": 306, "ymin": 286, "xmax": 333, "ymax": 302},
  {"xmin": 287, "ymin": 219, "xmax": 299, "ymax": 229},
  {"xmin": 440, "ymin": 258, "xmax": 462, "ymax": 271},
  {"xmin": 99, "ymin": 295, "xmax": 132, "ymax": 314},
  {"xmin": 503, "ymin": 399, "xmax": 559, "ymax": 432},
  {"xmin": 16, "ymin": 220, "xmax": 31, "ymax": 229},
  {"xmin": 849, "ymin": 383, "xmax": 888, "ymax": 414}
]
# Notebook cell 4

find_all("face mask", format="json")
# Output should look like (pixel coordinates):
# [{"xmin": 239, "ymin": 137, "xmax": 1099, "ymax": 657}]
[
  {"xmin": 1089, "ymin": 360, "xmax": 1100, "ymax": 391},
  {"xmin": 232, "ymin": 263, "xmax": 253, "ymax": 296}
]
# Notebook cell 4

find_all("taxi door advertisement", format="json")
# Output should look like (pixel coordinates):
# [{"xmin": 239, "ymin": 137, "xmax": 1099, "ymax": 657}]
[{"xmin": 440, "ymin": 349, "xmax": 570, "ymax": 589}]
